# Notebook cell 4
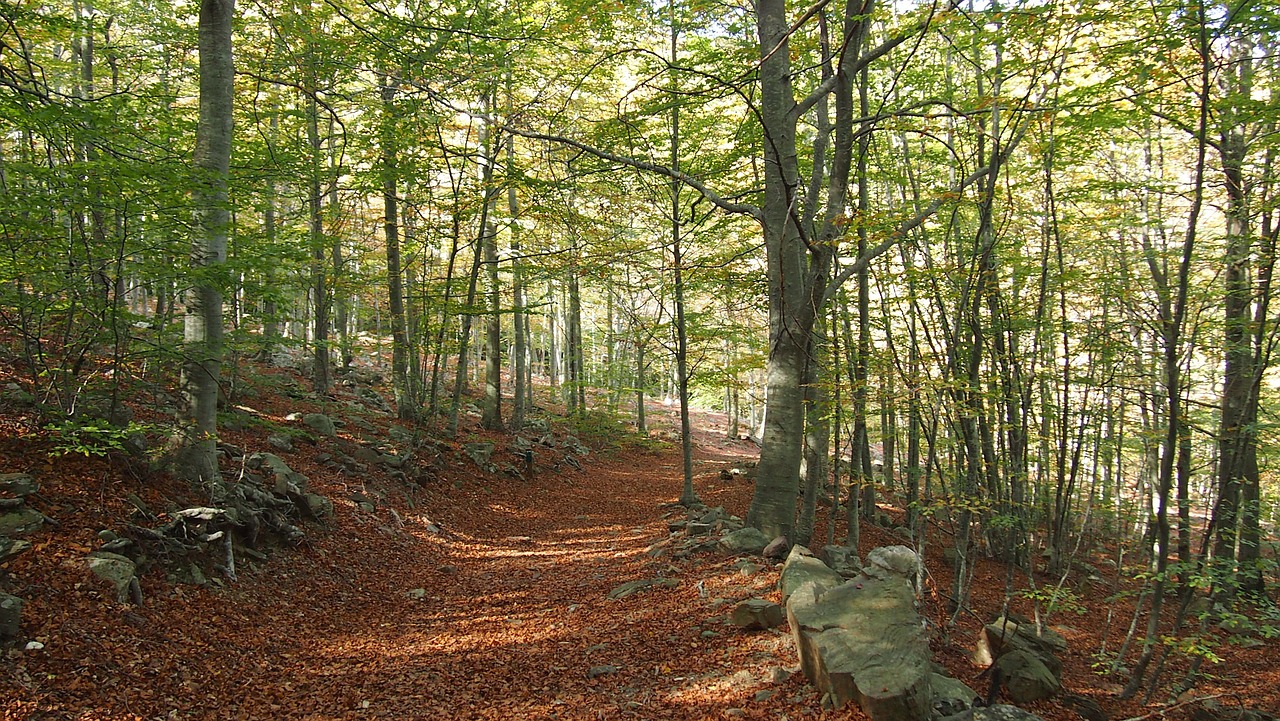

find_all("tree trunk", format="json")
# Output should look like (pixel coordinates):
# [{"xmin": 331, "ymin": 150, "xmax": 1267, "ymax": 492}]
[
  {"xmin": 175, "ymin": 0, "xmax": 233, "ymax": 484},
  {"xmin": 381, "ymin": 73, "xmax": 413, "ymax": 421}
]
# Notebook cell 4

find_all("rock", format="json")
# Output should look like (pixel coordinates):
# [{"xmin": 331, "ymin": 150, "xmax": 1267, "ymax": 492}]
[
  {"xmin": 994, "ymin": 650, "xmax": 1060, "ymax": 703},
  {"xmin": 686, "ymin": 522, "xmax": 713, "ymax": 536},
  {"xmin": 0, "ymin": 473, "xmax": 38, "ymax": 497},
  {"xmin": 608, "ymin": 578, "xmax": 677, "ymax": 600},
  {"xmin": 763, "ymin": 535, "xmax": 791, "ymax": 560},
  {"xmin": 1062, "ymin": 694, "xmax": 1109, "ymax": 721},
  {"xmin": 865, "ymin": 545, "xmax": 918, "ymax": 579},
  {"xmin": 930, "ymin": 674, "xmax": 978, "ymax": 718},
  {"xmin": 667, "ymin": 519, "xmax": 688, "ymax": 532},
  {"xmin": 941, "ymin": 705, "xmax": 1046, "ymax": 721},
  {"xmin": 85, "ymin": 552, "xmax": 136, "ymax": 603},
  {"xmin": 820, "ymin": 545, "xmax": 862, "ymax": 578},
  {"xmin": 779, "ymin": 545, "xmax": 843, "ymax": 604},
  {"xmin": 0, "ymin": 508, "xmax": 44, "ymax": 536},
  {"xmin": 302, "ymin": 413, "xmax": 336, "ymax": 436},
  {"xmin": 587, "ymin": 665, "xmax": 618, "ymax": 678},
  {"xmin": 990, "ymin": 616, "xmax": 1067, "ymax": 653},
  {"xmin": 0, "ymin": 537, "xmax": 32, "ymax": 564},
  {"xmin": 268, "ymin": 433, "xmax": 294, "ymax": 452},
  {"xmin": 754, "ymin": 689, "xmax": 776, "ymax": 702},
  {"xmin": 406, "ymin": 588, "xmax": 427, "ymax": 600},
  {"xmin": 1191, "ymin": 700, "xmax": 1277, "ymax": 721},
  {"xmin": 734, "ymin": 560, "xmax": 762, "ymax": 577},
  {"xmin": 973, "ymin": 620, "xmax": 1065, "ymax": 680},
  {"xmin": 463, "ymin": 442, "xmax": 496, "ymax": 469},
  {"xmin": 731, "ymin": 598, "xmax": 785, "ymax": 630},
  {"xmin": 720, "ymin": 527, "xmax": 771, "ymax": 555},
  {"xmin": 787, "ymin": 556, "xmax": 933, "ymax": 720},
  {"xmin": 300, "ymin": 493, "xmax": 334, "ymax": 520},
  {"xmin": 0, "ymin": 592, "xmax": 22, "ymax": 641},
  {"xmin": 697, "ymin": 507, "xmax": 723, "ymax": 524},
  {"xmin": 248, "ymin": 452, "xmax": 309, "ymax": 495}
]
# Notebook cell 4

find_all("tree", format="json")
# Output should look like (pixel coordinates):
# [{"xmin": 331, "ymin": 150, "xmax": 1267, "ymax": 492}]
[{"xmin": 174, "ymin": 0, "xmax": 234, "ymax": 483}]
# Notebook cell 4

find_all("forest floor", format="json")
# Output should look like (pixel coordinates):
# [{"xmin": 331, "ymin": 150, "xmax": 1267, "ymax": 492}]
[{"xmin": 1, "ymin": 357, "xmax": 1278, "ymax": 720}]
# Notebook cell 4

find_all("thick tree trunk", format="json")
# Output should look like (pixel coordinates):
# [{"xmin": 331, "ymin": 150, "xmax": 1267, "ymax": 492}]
[{"xmin": 175, "ymin": 0, "xmax": 233, "ymax": 483}]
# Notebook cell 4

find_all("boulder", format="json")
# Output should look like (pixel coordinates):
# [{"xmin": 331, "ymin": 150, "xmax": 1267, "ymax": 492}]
[
  {"xmin": 866, "ymin": 545, "xmax": 919, "ymax": 579},
  {"xmin": 0, "ymin": 508, "xmax": 44, "ymax": 536},
  {"xmin": 0, "ymin": 592, "xmax": 22, "ymax": 641},
  {"xmin": 994, "ymin": 650, "xmax": 1060, "ymax": 703},
  {"xmin": 763, "ymin": 535, "xmax": 791, "ymax": 561},
  {"xmin": 267, "ymin": 433, "xmax": 294, "ymax": 452},
  {"xmin": 720, "ymin": 527, "xmax": 771, "ymax": 555},
  {"xmin": 973, "ymin": 619, "xmax": 1064, "ymax": 681},
  {"xmin": 301, "ymin": 493, "xmax": 334, "ymax": 520},
  {"xmin": 779, "ymin": 545, "xmax": 844, "ymax": 604},
  {"xmin": 0, "ymin": 537, "xmax": 32, "ymax": 564},
  {"xmin": 820, "ymin": 545, "xmax": 862, "ymax": 578},
  {"xmin": 85, "ymin": 551, "xmax": 136, "ymax": 603},
  {"xmin": 931, "ymin": 674, "xmax": 978, "ymax": 718},
  {"xmin": 302, "ymin": 413, "xmax": 336, "ymax": 436},
  {"xmin": 0, "ymin": 473, "xmax": 38, "ymax": 497},
  {"xmin": 940, "ymin": 705, "xmax": 1046, "ymax": 721},
  {"xmin": 248, "ymin": 453, "xmax": 309, "ymax": 495},
  {"xmin": 464, "ymin": 442, "xmax": 496, "ymax": 469},
  {"xmin": 731, "ymin": 598, "xmax": 785, "ymax": 630},
  {"xmin": 787, "ymin": 562, "xmax": 933, "ymax": 720}
]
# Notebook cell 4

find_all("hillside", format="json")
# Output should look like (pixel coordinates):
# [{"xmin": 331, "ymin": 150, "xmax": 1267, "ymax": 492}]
[{"xmin": 0, "ymin": 357, "xmax": 1277, "ymax": 721}]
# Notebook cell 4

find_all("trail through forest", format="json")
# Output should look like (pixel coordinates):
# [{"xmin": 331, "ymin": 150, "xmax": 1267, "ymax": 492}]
[
  {"xmin": 5, "ymin": 400, "xmax": 810, "ymax": 720},
  {"xmin": 4, "ymin": 379, "xmax": 1279, "ymax": 721}
]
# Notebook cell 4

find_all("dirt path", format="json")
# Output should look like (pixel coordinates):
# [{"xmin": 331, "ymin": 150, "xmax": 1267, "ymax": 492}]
[{"xmin": 7, "ymin": 406, "xmax": 807, "ymax": 721}]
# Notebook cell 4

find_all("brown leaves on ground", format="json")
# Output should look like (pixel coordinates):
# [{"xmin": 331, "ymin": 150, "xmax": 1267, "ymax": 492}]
[{"xmin": 1, "ymin": 368, "xmax": 1277, "ymax": 721}]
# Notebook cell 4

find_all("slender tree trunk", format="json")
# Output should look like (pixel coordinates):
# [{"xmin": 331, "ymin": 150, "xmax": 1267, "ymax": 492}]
[{"xmin": 381, "ymin": 73, "xmax": 413, "ymax": 420}]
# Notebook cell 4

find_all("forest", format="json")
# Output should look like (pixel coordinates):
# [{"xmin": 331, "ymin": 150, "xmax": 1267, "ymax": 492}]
[{"xmin": 1, "ymin": 0, "xmax": 1279, "ymax": 719}]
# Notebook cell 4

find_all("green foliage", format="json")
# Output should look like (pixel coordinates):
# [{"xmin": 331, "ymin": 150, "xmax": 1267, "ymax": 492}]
[
  {"xmin": 44, "ymin": 418, "xmax": 157, "ymax": 459},
  {"xmin": 1016, "ymin": 586, "xmax": 1088, "ymax": 617}
]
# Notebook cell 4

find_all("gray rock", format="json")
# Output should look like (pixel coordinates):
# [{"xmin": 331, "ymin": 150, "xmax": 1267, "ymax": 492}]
[
  {"xmin": 300, "ymin": 493, "xmax": 334, "ymax": 520},
  {"xmin": 720, "ymin": 526, "xmax": 771, "ymax": 555},
  {"xmin": 731, "ymin": 598, "xmax": 785, "ymax": 630},
  {"xmin": 686, "ymin": 522, "xmax": 713, "ymax": 536},
  {"xmin": 820, "ymin": 545, "xmax": 862, "ymax": 578},
  {"xmin": 930, "ymin": 674, "xmax": 978, "ymax": 718},
  {"xmin": 248, "ymin": 452, "xmax": 309, "ymax": 495},
  {"xmin": 787, "ymin": 561, "xmax": 932, "ymax": 721},
  {"xmin": 763, "ymin": 535, "xmax": 791, "ymax": 560},
  {"xmin": 941, "ymin": 705, "xmax": 1045, "ymax": 721},
  {"xmin": 865, "ymin": 545, "xmax": 919, "ymax": 579},
  {"xmin": 302, "ymin": 413, "xmax": 336, "ymax": 436},
  {"xmin": 587, "ymin": 665, "xmax": 618, "ymax": 678},
  {"xmin": 0, "ymin": 592, "xmax": 22, "ymax": 640},
  {"xmin": 608, "ymin": 578, "xmax": 677, "ymax": 600},
  {"xmin": 0, "ymin": 537, "xmax": 32, "ymax": 563},
  {"xmin": 779, "ymin": 545, "xmax": 844, "ymax": 604},
  {"xmin": 994, "ymin": 650, "xmax": 1060, "ymax": 703},
  {"xmin": 973, "ymin": 620, "xmax": 1065, "ymax": 680},
  {"xmin": 464, "ymin": 442, "xmax": 496, "ymax": 469},
  {"xmin": 0, "ymin": 508, "xmax": 44, "ymax": 536},
  {"xmin": 0, "ymin": 473, "xmax": 38, "ymax": 497},
  {"xmin": 85, "ymin": 552, "xmax": 136, "ymax": 603},
  {"xmin": 267, "ymin": 433, "xmax": 294, "ymax": 452}
]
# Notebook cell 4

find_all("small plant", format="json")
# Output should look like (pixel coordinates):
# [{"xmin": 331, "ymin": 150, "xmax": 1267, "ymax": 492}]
[
  {"xmin": 45, "ymin": 418, "xmax": 157, "ymax": 458},
  {"xmin": 1017, "ymin": 585, "xmax": 1088, "ymax": 616}
]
